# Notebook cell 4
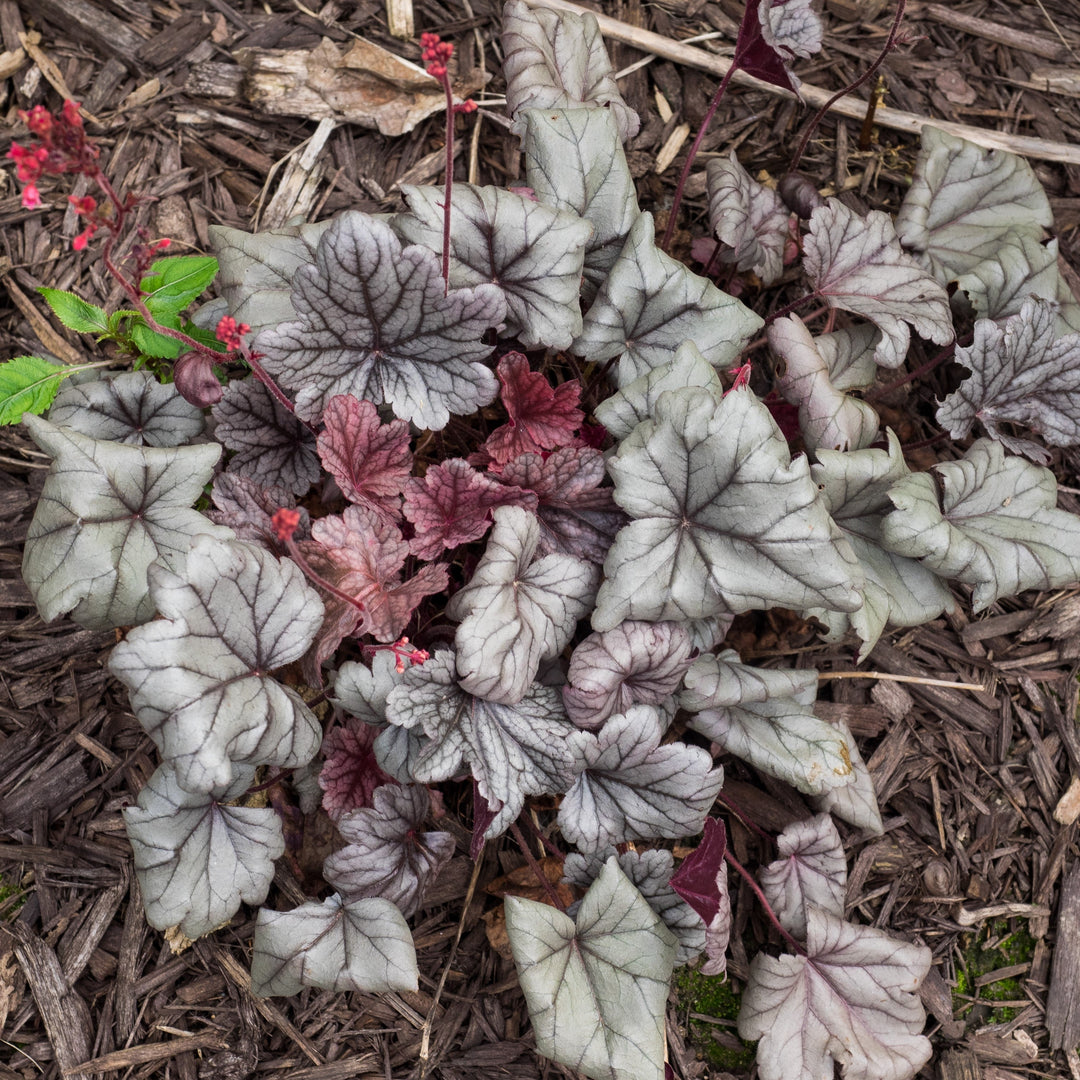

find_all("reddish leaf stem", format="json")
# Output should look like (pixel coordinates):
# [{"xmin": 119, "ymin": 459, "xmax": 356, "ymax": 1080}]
[
  {"xmin": 716, "ymin": 790, "xmax": 775, "ymax": 847},
  {"xmin": 724, "ymin": 848, "xmax": 807, "ymax": 957},
  {"xmin": 509, "ymin": 820, "xmax": 567, "ymax": 912}
]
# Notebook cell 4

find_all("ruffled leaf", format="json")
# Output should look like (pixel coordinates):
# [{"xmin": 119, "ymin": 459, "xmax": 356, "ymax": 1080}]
[
  {"xmin": 954, "ymin": 229, "xmax": 1064, "ymax": 325},
  {"xmin": 256, "ymin": 212, "xmax": 503, "ymax": 429},
  {"xmin": 505, "ymin": 858, "xmax": 675, "ymax": 1080},
  {"xmin": 318, "ymin": 718, "xmax": 395, "ymax": 818},
  {"xmin": 207, "ymin": 473, "xmax": 309, "ymax": 549},
  {"xmin": 331, "ymin": 651, "xmax": 403, "ymax": 726}
]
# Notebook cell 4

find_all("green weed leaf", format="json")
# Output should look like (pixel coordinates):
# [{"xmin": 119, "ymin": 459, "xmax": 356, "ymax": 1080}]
[
  {"xmin": 141, "ymin": 255, "xmax": 219, "ymax": 318},
  {"xmin": 0, "ymin": 356, "xmax": 70, "ymax": 424},
  {"xmin": 38, "ymin": 288, "xmax": 109, "ymax": 334}
]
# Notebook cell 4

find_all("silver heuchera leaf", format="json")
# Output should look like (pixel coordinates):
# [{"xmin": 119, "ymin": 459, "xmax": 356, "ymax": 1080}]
[
  {"xmin": 770, "ymin": 314, "xmax": 879, "ymax": 453},
  {"xmin": 706, "ymin": 152, "xmax": 790, "ymax": 285},
  {"xmin": 937, "ymin": 298, "xmax": 1080, "ymax": 463},
  {"xmin": 593, "ymin": 342, "xmax": 723, "ymax": 443},
  {"xmin": 564, "ymin": 848, "xmax": 705, "ymax": 966},
  {"xmin": 21, "ymin": 414, "xmax": 228, "ymax": 630},
  {"xmin": 250, "ymin": 893, "xmax": 418, "ymax": 997},
  {"xmin": 395, "ymin": 184, "xmax": 592, "ymax": 350},
  {"xmin": 384, "ymin": 650, "xmax": 587, "ymax": 839},
  {"xmin": 572, "ymin": 212, "xmax": 763, "ymax": 387},
  {"xmin": 954, "ymin": 230, "xmax": 1062, "ymax": 324},
  {"xmin": 895, "ymin": 126, "xmax": 1053, "ymax": 281},
  {"xmin": 881, "ymin": 438, "xmax": 1080, "ymax": 611},
  {"xmin": 761, "ymin": 0, "xmax": 823, "ymax": 58},
  {"xmin": 331, "ymin": 651, "xmax": 403, "ymax": 726},
  {"xmin": 679, "ymin": 650, "xmax": 854, "ymax": 796},
  {"xmin": 256, "ymin": 212, "xmax": 504, "ymax": 429},
  {"xmin": 109, "ymin": 536, "xmax": 325, "ymax": 794},
  {"xmin": 323, "ymin": 784, "xmax": 454, "ymax": 917},
  {"xmin": 212, "ymin": 377, "xmax": 320, "ymax": 495},
  {"xmin": 519, "ymin": 107, "xmax": 639, "ymax": 296},
  {"xmin": 124, "ymin": 763, "xmax": 284, "ymax": 940},
  {"xmin": 48, "ymin": 371, "xmax": 204, "ymax": 447},
  {"xmin": 808, "ymin": 433, "xmax": 953, "ymax": 659},
  {"xmin": 209, "ymin": 219, "xmax": 333, "ymax": 334},
  {"xmin": 810, "ymin": 718, "xmax": 884, "ymax": 834},
  {"xmin": 592, "ymin": 386, "xmax": 864, "ymax": 629},
  {"xmin": 563, "ymin": 620, "xmax": 693, "ymax": 730},
  {"xmin": 804, "ymin": 200, "xmax": 954, "ymax": 368},
  {"xmin": 505, "ymin": 857, "xmax": 676, "ymax": 1080},
  {"xmin": 759, "ymin": 813, "xmax": 846, "ymax": 939},
  {"xmin": 447, "ymin": 505, "xmax": 599, "ymax": 706},
  {"xmin": 738, "ymin": 907, "xmax": 932, "ymax": 1080},
  {"xmin": 501, "ymin": 0, "xmax": 640, "ymax": 142},
  {"xmin": 557, "ymin": 704, "xmax": 724, "ymax": 853}
]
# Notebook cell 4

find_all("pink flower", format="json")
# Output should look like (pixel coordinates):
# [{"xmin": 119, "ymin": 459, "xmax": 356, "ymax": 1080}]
[{"xmin": 20, "ymin": 183, "xmax": 41, "ymax": 210}]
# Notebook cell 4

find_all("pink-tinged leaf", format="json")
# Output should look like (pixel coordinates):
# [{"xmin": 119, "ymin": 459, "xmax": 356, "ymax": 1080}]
[
  {"xmin": 738, "ymin": 908, "xmax": 933, "ymax": 1080},
  {"xmin": 403, "ymin": 458, "xmax": 537, "ymax": 560},
  {"xmin": 484, "ymin": 353, "xmax": 584, "ymax": 464},
  {"xmin": 299, "ymin": 505, "xmax": 449, "ymax": 680},
  {"xmin": 208, "ymin": 473, "xmax": 310, "ymax": 550},
  {"xmin": 497, "ymin": 446, "xmax": 625, "ymax": 563},
  {"xmin": 670, "ymin": 816, "xmax": 727, "ymax": 925},
  {"xmin": 318, "ymin": 718, "xmax": 396, "ymax": 819},
  {"xmin": 317, "ymin": 395, "xmax": 411, "ymax": 517}
]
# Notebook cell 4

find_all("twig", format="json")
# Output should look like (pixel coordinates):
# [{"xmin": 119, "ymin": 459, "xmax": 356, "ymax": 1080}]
[{"xmin": 818, "ymin": 671, "xmax": 987, "ymax": 692}]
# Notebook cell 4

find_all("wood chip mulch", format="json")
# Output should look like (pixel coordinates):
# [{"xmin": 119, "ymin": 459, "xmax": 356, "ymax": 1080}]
[{"xmin": 2, "ymin": 0, "xmax": 1080, "ymax": 1077}]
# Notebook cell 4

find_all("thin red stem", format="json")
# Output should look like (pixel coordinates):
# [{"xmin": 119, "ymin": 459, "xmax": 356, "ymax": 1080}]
[
  {"xmin": 724, "ymin": 849, "xmax": 807, "ymax": 957},
  {"xmin": 283, "ymin": 535, "xmax": 369, "ymax": 620},
  {"xmin": 439, "ymin": 72, "xmax": 455, "ymax": 294},
  {"xmin": 762, "ymin": 291, "xmax": 819, "ymax": 327},
  {"xmin": 788, "ymin": 0, "xmax": 908, "ymax": 175},
  {"xmin": 660, "ymin": 61, "xmax": 738, "ymax": 252},
  {"xmin": 510, "ymin": 820, "xmax": 567, "ymax": 912},
  {"xmin": 519, "ymin": 812, "xmax": 565, "ymax": 862},
  {"xmin": 716, "ymin": 791, "xmax": 774, "ymax": 847}
]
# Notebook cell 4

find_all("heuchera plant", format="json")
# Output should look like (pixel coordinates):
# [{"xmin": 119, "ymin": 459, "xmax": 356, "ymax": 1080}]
[{"xmin": 6, "ymin": 5, "xmax": 1080, "ymax": 1078}]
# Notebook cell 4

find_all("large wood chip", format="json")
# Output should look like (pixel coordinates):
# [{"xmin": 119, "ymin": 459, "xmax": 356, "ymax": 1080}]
[{"xmin": 1048, "ymin": 862, "xmax": 1080, "ymax": 1049}]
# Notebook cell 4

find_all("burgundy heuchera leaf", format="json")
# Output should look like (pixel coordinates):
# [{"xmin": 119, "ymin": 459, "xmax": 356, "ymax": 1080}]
[
  {"xmin": 403, "ymin": 458, "xmax": 537, "ymax": 559},
  {"xmin": 317, "ymin": 395, "xmax": 412, "ymax": 518},
  {"xmin": 670, "ymin": 816, "xmax": 732, "ymax": 976},
  {"xmin": 318, "ymin": 718, "xmax": 396, "ymax": 818},
  {"xmin": 483, "ymin": 352, "xmax": 583, "ymax": 464}
]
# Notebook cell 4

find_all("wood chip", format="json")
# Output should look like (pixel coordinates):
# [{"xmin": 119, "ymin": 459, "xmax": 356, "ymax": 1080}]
[
  {"xmin": 654, "ymin": 122, "xmax": 690, "ymax": 173},
  {"xmin": 1048, "ymin": 862, "xmax": 1080, "ymax": 1049}
]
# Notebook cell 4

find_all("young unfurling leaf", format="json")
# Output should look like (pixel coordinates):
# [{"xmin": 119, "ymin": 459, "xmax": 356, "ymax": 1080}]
[{"xmin": 669, "ymin": 816, "xmax": 731, "ymax": 975}]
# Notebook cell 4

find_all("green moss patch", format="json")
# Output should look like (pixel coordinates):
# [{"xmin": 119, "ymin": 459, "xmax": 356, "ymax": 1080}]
[
  {"xmin": 672, "ymin": 967, "xmax": 756, "ymax": 1071},
  {"xmin": 952, "ymin": 919, "xmax": 1036, "ymax": 1024}
]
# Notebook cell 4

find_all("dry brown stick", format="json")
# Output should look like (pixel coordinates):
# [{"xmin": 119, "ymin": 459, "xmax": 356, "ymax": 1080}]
[
  {"xmin": 913, "ymin": 2, "xmax": 1072, "ymax": 62},
  {"xmin": 66, "ymin": 1034, "xmax": 230, "ymax": 1076},
  {"xmin": 818, "ymin": 671, "xmax": 987, "ymax": 692},
  {"xmin": 523, "ymin": 0, "xmax": 1080, "ymax": 167}
]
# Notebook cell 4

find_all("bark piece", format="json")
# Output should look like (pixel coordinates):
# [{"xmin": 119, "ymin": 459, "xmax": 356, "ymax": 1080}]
[{"xmin": 1048, "ymin": 861, "xmax": 1080, "ymax": 1049}]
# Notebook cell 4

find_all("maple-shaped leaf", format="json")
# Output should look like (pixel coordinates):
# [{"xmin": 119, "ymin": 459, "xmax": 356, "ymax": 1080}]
[
  {"xmin": 316, "ymin": 395, "xmax": 411, "ymax": 518},
  {"xmin": 564, "ymin": 847, "xmax": 706, "ymax": 966},
  {"xmin": 384, "ymin": 650, "xmax": 587, "ymax": 839},
  {"xmin": 124, "ymin": 762, "xmax": 284, "ymax": 940},
  {"xmin": 212, "ymin": 377, "xmax": 319, "ymax": 495},
  {"xmin": 895, "ymin": 126, "xmax": 1054, "ymax": 281},
  {"xmin": 770, "ymin": 314, "xmax": 879, "ymax": 453},
  {"xmin": 403, "ymin": 458, "xmax": 537, "ymax": 560},
  {"xmin": 809, "ymin": 718, "xmax": 884, "ymax": 834},
  {"xmin": 483, "ymin": 353, "xmax": 583, "ymax": 464},
  {"xmin": 734, "ymin": 0, "xmax": 823, "ymax": 95},
  {"xmin": 108, "ymin": 536, "xmax": 324, "ymax": 794},
  {"xmin": 760, "ymin": 813, "xmax": 846, "ymax": 939},
  {"xmin": 563, "ymin": 620, "xmax": 693, "ymax": 730},
  {"xmin": 396, "ymin": 185, "xmax": 592, "ymax": 350},
  {"xmin": 954, "ymin": 229, "xmax": 1063, "ymax": 325},
  {"xmin": 501, "ymin": 0, "xmax": 640, "ymax": 142},
  {"xmin": 706, "ymin": 152, "xmax": 791, "ymax": 285},
  {"xmin": 506, "ymin": 858, "xmax": 675, "ymax": 1080},
  {"xmin": 808, "ymin": 433, "xmax": 953, "ymax": 658},
  {"xmin": 331, "ymin": 651, "xmax": 403, "ymax": 726},
  {"xmin": 497, "ymin": 447, "xmax": 624, "ymax": 563},
  {"xmin": 881, "ymin": 437, "xmax": 1080, "ymax": 610},
  {"xmin": 738, "ymin": 908, "xmax": 932, "ymax": 1080},
  {"xmin": 21, "ymin": 414, "xmax": 229, "ymax": 630},
  {"xmin": 804, "ymin": 201, "xmax": 954, "ymax": 368},
  {"xmin": 318, "ymin": 718, "xmax": 395, "ymax": 818},
  {"xmin": 519, "ymin": 107, "xmax": 640, "ymax": 296},
  {"xmin": 256, "ymin": 212, "xmax": 504, "ymax": 429},
  {"xmin": 299, "ymin": 504, "xmax": 448, "ymax": 678},
  {"xmin": 323, "ymin": 784, "xmax": 454, "ymax": 917},
  {"xmin": 679, "ymin": 651, "xmax": 854, "ymax": 796},
  {"xmin": 592, "ymin": 386, "xmax": 863, "ymax": 629},
  {"xmin": 447, "ymin": 505, "xmax": 598, "ymax": 705},
  {"xmin": 572, "ymin": 212, "xmax": 763, "ymax": 387},
  {"xmin": 558, "ymin": 704, "xmax": 724, "ymax": 853},
  {"xmin": 594, "ymin": 342, "xmax": 724, "ymax": 443},
  {"xmin": 669, "ymin": 816, "xmax": 731, "ymax": 976},
  {"xmin": 250, "ymin": 893, "xmax": 418, "ymax": 997},
  {"xmin": 207, "ymin": 473, "xmax": 309, "ymax": 549},
  {"xmin": 210, "ymin": 219, "xmax": 333, "ymax": 334},
  {"xmin": 48, "ymin": 371, "xmax": 204, "ymax": 447}
]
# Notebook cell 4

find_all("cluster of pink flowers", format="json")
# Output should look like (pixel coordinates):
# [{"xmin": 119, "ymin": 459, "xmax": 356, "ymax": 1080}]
[
  {"xmin": 420, "ymin": 31, "xmax": 454, "ymax": 79},
  {"xmin": 8, "ymin": 101, "xmax": 100, "ymax": 213},
  {"xmin": 215, "ymin": 315, "xmax": 250, "ymax": 351}
]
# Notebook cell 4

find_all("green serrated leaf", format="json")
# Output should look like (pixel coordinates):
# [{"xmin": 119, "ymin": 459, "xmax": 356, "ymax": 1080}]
[
  {"xmin": 140, "ymin": 255, "xmax": 219, "ymax": 318},
  {"xmin": 38, "ymin": 288, "xmax": 109, "ymax": 334},
  {"xmin": 0, "ymin": 356, "xmax": 69, "ymax": 424},
  {"xmin": 132, "ymin": 316, "xmax": 183, "ymax": 359}
]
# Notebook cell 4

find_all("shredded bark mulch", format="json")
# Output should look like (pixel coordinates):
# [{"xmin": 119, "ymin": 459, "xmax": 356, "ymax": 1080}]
[{"xmin": 2, "ymin": 0, "xmax": 1080, "ymax": 1077}]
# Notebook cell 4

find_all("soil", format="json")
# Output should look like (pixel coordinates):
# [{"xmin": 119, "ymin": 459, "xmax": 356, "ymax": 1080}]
[{"xmin": 2, "ymin": 0, "xmax": 1080, "ymax": 1078}]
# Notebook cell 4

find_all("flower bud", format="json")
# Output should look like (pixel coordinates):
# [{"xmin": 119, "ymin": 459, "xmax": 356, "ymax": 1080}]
[
  {"xmin": 779, "ymin": 172, "xmax": 825, "ymax": 218},
  {"xmin": 173, "ymin": 351, "xmax": 223, "ymax": 407}
]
